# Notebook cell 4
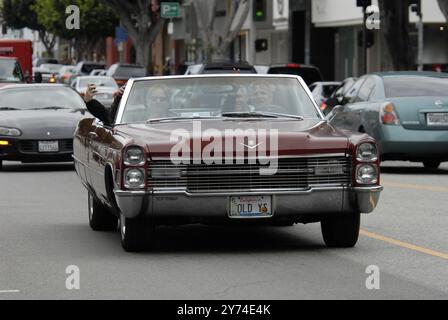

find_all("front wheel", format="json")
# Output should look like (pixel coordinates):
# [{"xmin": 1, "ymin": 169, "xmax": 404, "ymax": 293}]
[
  {"xmin": 120, "ymin": 213, "xmax": 155, "ymax": 252},
  {"xmin": 423, "ymin": 161, "xmax": 441, "ymax": 169},
  {"xmin": 88, "ymin": 192, "xmax": 118, "ymax": 231},
  {"xmin": 321, "ymin": 212, "xmax": 360, "ymax": 248}
]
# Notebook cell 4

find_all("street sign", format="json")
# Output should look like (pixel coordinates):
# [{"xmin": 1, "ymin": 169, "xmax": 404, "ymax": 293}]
[
  {"xmin": 115, "ymin": 26, "xmax": 128, "ymax": 43},
  {"xmin": 161, "ymin": 2, "xmax": 180, "ymax": 18}
]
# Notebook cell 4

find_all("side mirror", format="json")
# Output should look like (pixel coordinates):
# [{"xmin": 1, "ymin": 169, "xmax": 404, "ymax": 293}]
[{"xmin": 326, "ymin": 105, "xmax": 344, "ymax": 122}]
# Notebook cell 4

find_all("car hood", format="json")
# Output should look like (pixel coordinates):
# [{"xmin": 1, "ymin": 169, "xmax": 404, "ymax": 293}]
[
  {"xmin": 116, "ymin": 118, "xmax": 351, "ymax": 158},
  {"xmin": 0, "ymin": 109, "xmax": 86, "ymax": 139}
]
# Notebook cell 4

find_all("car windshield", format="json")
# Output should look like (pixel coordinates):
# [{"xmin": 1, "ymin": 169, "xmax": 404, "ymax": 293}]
[
  {"xmin": 0, "ymin": 87, "xmax": 85, "ymax": 110},
  {"xmin": 114, "ymin": 66, "xmax": 146, "ymax": 78},
  {"xmin": 384, "ymin": 76, "xmax": 448, "ymax": 98},
  {"xmin": 0, "ymin": 59, "xmax": 24, "ymax": 83},
  {"xmin": 79, "ymin": 77, "xmax": 118, "ymax": 89},
  {"xmin": 120, "ymin": 77, "xmax": 321, "ymax": 123}
]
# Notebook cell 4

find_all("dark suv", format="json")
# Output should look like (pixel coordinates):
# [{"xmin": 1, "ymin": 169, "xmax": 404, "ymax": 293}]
[{"xmin": 267, "ymin": 64, "xmax": 323, "ymax": 86}]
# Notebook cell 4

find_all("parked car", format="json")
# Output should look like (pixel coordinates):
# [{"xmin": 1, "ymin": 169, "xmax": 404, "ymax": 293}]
[
  {"xmin": 73, "ymin": 74, "xmax": 383, "ymax": 252},
  {"xmin": 185, "ymin": 61, "xmax": 257, "ymax": 75},
  {"xmin": 328, "ymin": 72, "xmax": 448, "ymax": 169},
  {"xmin": 33, "ymin": 64, "xmax": 63, "ymax": 83},
  {"xmin": 322, "ymin": 77, "xmax": 358, "ymax": 114},
  {"xmin": 76, "ymin": 61, "xmax": 106, "ymax": 76},
  {"xmin": 0, "ymin": 57, "xmax": 26, "ymax": 87},
  {"xmin": 33, "ymin": 57, "xmax": 59, "ymax": 67},
  {"xmin": 89, "ymin": 69, "xmax": 107, "ymax": 76},
  {"xmin": 309, "ymin": 81, "xmax": 341, "ymax": 107},
  {"xmin": 267, "ymin": 63, "xmax": 323, "ymax": 85},
  {"xmin": 71, "ymin": 76, "xmax": 118, "ymax": 107},
  {"xmin": 0, "ymin": 84, "xmax": 88, "ymax": 170},
  {"xmin": 106, "ymin": 63, "xmax": 146, "ymax": 87},
  {"xmin": 58, "ymin": 65, "xmax": 78, "ymax": 84}
]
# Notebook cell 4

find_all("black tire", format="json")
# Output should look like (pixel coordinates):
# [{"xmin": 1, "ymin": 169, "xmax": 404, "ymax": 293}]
[
  {"xmin": 321, "ymin": 212, "xmax": 360, "ymax": 248},
  {"xmin": 120, "ymin": 213, "xmax": 155, "ymax": 252},
  {"xmin": 88, "ymin": 192, "xmax": 118, "ymax": 231},
  {"xmin": 423, "ymin": 161, "xmax": 441, "ymax": 169},
  {"xmin": 0, "ymin": 160, "xmax": 3, "ymax": 171}
]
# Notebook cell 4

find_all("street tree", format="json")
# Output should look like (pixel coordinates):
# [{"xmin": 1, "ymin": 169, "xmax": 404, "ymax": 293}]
[
  {"xmin": 0, "ymin": 0, "xmax": 56, "ymax": 57},
  {"xmin": 33, "ymin": 0, "xmax": 117, "ymax": 61},
  {"xmin": 191, "ymin": 0, "xmax": 250, "ymax": 61},
  {"xmin": 98, "ymin": 0, "xmax": 165, "ymax": 74},
  {"xmin": 378, "ymin": 0, "xmax": 415, "ymax": 70}
]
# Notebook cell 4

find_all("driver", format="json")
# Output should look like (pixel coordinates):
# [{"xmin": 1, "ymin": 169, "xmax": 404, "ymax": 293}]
[
  {"xmin": 249, "ymin": 80, "xmax": 275, "ymax": 110},
  {"xmin": 145, "ymin": 84, "xmax": 170, "ymax": 119}
]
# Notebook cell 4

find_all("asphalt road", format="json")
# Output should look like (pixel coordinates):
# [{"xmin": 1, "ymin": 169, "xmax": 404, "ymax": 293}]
[{"xmin": 0, "ymin": 160, "xmax": 447, "ymax": 300}]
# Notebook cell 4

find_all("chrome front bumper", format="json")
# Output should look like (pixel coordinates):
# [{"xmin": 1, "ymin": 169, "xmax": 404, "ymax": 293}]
[{"xmin": 114, "ymin": 186, "xmax": 383, "ymax": 219}]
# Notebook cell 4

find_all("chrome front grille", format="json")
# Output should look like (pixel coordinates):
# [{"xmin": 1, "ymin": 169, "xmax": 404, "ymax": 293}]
[{"xmin": 148, "ymin": 156, "xmax": 352, "ymax": 193}]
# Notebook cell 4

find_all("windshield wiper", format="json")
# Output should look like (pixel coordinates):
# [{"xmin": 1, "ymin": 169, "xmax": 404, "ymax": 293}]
[
  {"xmin": 147, "ymin": 116, "xmax": 220, "ymax": 124},
  {"xmin": 0, "ymin": 107, "xmax": 20, "ymax": 111},
  {"xmin": 222, "ymin": 111, "xmax": 304, "ymax": 120}
]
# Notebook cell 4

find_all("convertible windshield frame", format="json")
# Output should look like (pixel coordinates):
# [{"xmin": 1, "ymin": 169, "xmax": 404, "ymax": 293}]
[{"xmin": 115, "ymin": 74, "xmax": 324, "ymax": 125}]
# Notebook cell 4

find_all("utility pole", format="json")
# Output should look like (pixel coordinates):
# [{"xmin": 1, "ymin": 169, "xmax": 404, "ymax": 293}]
[
  {"xmin": 356, "ymin": 0, "xmax": 371, "ymax": 75},
  {"xmin": 410, "ymin": 0, "xmax": 423, "ymax": 71}
]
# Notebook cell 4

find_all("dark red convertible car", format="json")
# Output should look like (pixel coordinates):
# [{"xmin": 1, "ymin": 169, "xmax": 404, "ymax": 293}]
[{"xmin": 74, "ymin": 75, "xmax": 383, "ymax": 252}]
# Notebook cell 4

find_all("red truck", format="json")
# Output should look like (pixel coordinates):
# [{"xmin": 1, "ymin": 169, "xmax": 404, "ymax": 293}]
[{"xmin": 0, "ymin": 39, "xmax": 33, "ymax": 79}]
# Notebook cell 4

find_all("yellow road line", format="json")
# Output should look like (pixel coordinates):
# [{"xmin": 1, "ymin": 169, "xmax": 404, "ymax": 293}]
[
  {"xmin": 360, "ymin": 229, "xmax": 448, "ymax": 260},
  {"xmin": 382, "ymin": 181, "xmax": 448, "ymax": 193}
]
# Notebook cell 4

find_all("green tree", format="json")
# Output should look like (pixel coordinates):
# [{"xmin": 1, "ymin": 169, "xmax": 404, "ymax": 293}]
[
  {"xmin": 98, "ymin": 0, "xmax": 165, "ymax": 74},
  {"xmin": 33, "ymin": 0, "xmax": 118, "ymax": 61},
  {"xmin": 0, "ymin": 0, "xmax": 56, "ymax": 56}
]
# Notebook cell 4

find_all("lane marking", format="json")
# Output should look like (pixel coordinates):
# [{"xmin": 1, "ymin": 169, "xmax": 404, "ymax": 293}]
[
  {"xmin": 382, "ymin": 181, "xmax": 448, "ymax": 193},
  {"xmin": 0, "ymin": 290, "xmax": 20, "ymax": 293},
  {"xmin": 360, "ymin": 229, "xmax": 448, "ymax": 261}
]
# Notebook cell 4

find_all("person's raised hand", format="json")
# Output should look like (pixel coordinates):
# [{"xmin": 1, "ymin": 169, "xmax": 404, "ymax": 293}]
[{"xmin": 84, "ymin": 84, "xmax": 98, "ymax": 103}]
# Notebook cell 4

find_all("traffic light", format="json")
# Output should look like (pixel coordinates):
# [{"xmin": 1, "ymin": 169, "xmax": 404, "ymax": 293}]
[{"xmin": 253, "ymin": 0, "xmax": 266, "ymax": 22}]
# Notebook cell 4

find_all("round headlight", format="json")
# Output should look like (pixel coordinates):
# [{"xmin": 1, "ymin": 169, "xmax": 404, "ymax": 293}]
[
  {"xmin": 356, "ymin": 164, "xmax": 378, "ymax": 185},
  {"xmin": 124, "ymin": 147, "xmax": 145, "ymax": 166},
  {"xmin": 357, "ymin": 143, "xmax": 378, "ymax": 161},
  {"xmin": 0, "ymin": 127, "xmax": 22, "ymax": 137},
  {"xmin": 124, "ymin": 168, "xmax": 145, "ymax": 189}
]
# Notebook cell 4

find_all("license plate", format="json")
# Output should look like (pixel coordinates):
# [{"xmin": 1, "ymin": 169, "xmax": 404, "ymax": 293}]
[
  {"xmin": 38, "ymin": 141, "xmax": 59, "ymax": 153},
  {"xmin": 427, "ymin": 113, "xmax": 448, "ymax": 126},
  {"xmin": 229, "ymin": 196, "xmax": 272, "ymax": 218}
]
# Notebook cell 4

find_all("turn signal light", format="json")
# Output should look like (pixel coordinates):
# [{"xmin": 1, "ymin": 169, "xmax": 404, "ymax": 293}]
[{"xmin": 0, "ymin": 140, "xmax": 10, "ymax": 146}]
